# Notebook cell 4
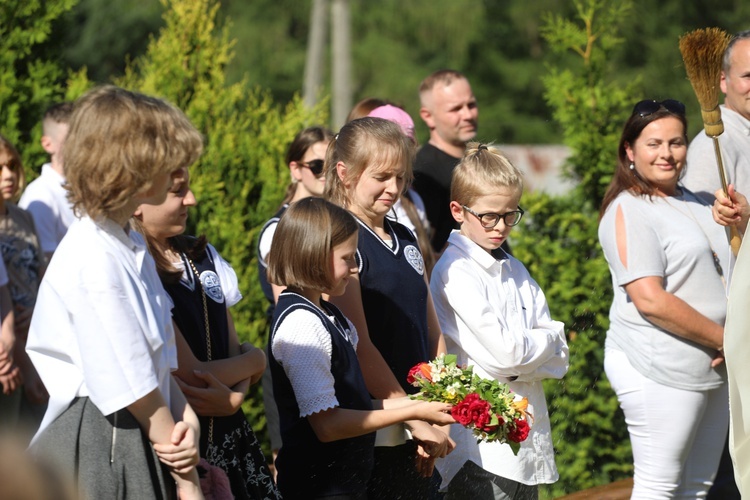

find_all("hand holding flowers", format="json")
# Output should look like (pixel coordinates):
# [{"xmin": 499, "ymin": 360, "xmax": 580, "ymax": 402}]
[{"xmin": 408, "ymin": 354, "xmax": 531, "ymax": 455}]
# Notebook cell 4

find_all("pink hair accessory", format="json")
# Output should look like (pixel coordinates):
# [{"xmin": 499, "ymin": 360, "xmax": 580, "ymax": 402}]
[{"xmin": 368, "ymin": 105, "xmax": 415, "ymax": 140}]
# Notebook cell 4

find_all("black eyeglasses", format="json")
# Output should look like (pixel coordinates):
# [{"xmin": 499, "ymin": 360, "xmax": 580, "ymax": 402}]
[
  {"xmin": 632, "ymin": 99, "xmax": 686, "ymax": 117},
  {"xmin": 462, "ymin": 205, "xmax": 525, "ymax": 228},
  {"xmin": 298, "ymin": 159, "xmax": 325, "ymax": 177}
]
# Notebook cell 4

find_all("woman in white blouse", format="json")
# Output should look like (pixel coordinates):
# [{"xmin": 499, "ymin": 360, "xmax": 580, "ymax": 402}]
[{"xmin": 598, "ymin": 99, "xmax": 729, "ymax": 498}]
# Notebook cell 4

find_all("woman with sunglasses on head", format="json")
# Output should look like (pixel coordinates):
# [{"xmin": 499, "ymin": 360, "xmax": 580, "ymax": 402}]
[
  {"xmin": 257, "ymin": 125, "xmax": 334, "ymax": 472},
  {"xmin": 598, "ymin": 99, "xmax": 729, "ymax": 498}
]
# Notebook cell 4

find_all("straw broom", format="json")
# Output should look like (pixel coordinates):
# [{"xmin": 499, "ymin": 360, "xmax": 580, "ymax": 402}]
[{"xmin": 679, "ymin": 28, "xmax": 741, "ymax": 254}]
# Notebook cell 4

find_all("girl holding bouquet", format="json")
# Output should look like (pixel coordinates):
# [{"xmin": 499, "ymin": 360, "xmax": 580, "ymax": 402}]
[
  {"xmin": 266, "ymin": 197, "xmax": 454, "ymax": 499},
  {"xmin": 324, "ymin": 117, "xmax": 453, "ymax": 498},
  {"xmin": 430, "ymin": 143, "xmax": 569, "ymax": 499}
]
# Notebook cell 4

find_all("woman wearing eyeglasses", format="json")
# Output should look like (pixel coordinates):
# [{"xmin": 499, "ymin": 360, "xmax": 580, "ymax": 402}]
[
  {"xmin": 257, "ymin": 125, "xmax": 334, "ymax": 474},
  {"xmin": 598, "ymin": 99, "xmax": 729, "ymax": 498}
]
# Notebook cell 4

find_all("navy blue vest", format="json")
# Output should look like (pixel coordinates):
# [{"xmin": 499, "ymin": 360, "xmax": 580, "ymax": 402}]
[
  {"xmin": 163, "ymin": 247, "xmax": 230, "ymax": 455},
  {"xmin": 355, "ymin": 218, "xmax": 430, "ymax": 393},
  {"xmin": 269, "ymin": 291, "xmax": 375, "ymax": 499}
]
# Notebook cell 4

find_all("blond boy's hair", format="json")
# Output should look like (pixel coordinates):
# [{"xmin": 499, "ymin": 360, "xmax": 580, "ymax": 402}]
[
  {"xmin": 451, "ymin": 142, "xmax": 524, "ymax": 206},
  {"xmin": 64, "ymin": 86, "xmax": 203, "ymax": 220},
  {"xmin": 267, "ymin": 197, "xmax": 358, "ymax": 291}
]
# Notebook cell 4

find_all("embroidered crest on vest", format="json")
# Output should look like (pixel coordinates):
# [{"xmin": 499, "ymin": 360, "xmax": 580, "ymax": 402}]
[
  {"xmin": 199, "ymin": 270, "xmax": 225, "ymax": 303},
  {"xmin": 404, "ymin": 245, "xmax": 424, "ymax": 275}
]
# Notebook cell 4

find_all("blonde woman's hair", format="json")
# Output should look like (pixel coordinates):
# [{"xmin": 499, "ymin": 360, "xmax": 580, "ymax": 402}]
[
  {"xmin": 451, "ymin": 142, "xmax": 524, "ymax": 206},
  {"xmin": 64, "ymin": 86, "xmax": 203, "ymax": 220},
  {"xmin": 323, "ymin": 117, "xmax": 415, "ymax": 208},
  {"xmin": 267, "ymin": 197, "xmax": 359, "ymax": 291}
]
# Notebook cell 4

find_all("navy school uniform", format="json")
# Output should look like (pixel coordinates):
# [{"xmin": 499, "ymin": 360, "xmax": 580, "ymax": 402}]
[
  {"xmin": 355, "ymin": 217, "xmax": 430, "ymax": 394},
  {"xmin": 165, "ymin": 245, "xmax": 280, "ymax": 499},
  {"xmin": 269, "ymin": 291, "xmax": 376, "ymax": 499},
  {"xmin": 354, "ymin": 217, "xmax": 438, "ymax": 499}
]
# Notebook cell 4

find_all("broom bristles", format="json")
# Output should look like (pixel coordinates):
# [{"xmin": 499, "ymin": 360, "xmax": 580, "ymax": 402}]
[{"xmin": 679, "ymin": 28, "xmax": 731, "ymax": 136}]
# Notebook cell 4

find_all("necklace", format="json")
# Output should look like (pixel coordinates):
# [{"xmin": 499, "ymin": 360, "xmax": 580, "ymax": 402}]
[
  {"xmin": 185, "ymin": 255, "xmax": 215, "ymax": 446},
  {"xmin": 663, "ymin": 191, "xmax": 726, "ymax": 287}
]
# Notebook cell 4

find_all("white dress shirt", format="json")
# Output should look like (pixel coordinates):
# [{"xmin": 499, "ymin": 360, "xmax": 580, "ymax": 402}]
[
  {"xmin": 26, "ymin": 216, "xmax": 177, "ymax": 442},
  {"xmin": 19, "ymin": 164, "xmax": 77, "ymax": 255},
  {"xmin": 431, "ymin": 231, "xmax": 568, "ymax": 486}
]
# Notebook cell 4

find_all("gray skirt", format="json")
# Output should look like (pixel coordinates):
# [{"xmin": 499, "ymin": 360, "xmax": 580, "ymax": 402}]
[{"xmin": 31, "ymin": 397, "xmax": 176, "ymax": 500}]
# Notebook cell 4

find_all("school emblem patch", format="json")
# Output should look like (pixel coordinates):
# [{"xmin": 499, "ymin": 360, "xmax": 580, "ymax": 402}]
[
  {"xmin": 199, "ymin": 270, "xmax": 225, "ymax": 303},
  {"xmin": 404, "ymin": 245, "xmax": 424, "ymax": 275}
]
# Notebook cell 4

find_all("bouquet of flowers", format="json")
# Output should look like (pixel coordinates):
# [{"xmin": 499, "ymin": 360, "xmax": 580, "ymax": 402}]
[{"xmin": 407, "ymin": 354, "xmax": 531, "ymax": 455}]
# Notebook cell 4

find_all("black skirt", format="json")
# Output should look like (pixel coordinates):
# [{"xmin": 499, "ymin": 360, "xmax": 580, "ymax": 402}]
[
  {"xmin": 31, "ymin": 397, "xmax": 176, "ymax": 500},
  {"xmin": 204, "ymin": 411, "xmax": 281, "ymax": 499}
]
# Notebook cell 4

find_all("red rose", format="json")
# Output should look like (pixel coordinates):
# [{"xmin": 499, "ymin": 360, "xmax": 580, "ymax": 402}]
[
  {"xmin": 467, "ymin": 396, "xmax": 492, "ymax": 429},
  {"xmin": 407, "ymin": 362, "xmax": 432, "ymax": 385},
  {"xmin": 508, "ymin": 418, "xmax": 530, "ymax": 442},
  {"xmin": 451, "ymin": 393, "xmax": 479, "ymax": 426},
  {"xmin": 480, "ymin": 415, "xmax": 503, "ymax": 433}
]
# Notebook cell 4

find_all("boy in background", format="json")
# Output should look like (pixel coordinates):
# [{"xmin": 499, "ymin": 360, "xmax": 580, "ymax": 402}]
[{"xmin": 19, "ymin": 102, "xmax": 75, "ymax": 261}]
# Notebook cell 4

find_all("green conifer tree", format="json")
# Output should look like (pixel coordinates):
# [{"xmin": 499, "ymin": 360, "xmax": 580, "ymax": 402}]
[{"xmin": 0, "ymin": 0, "xmax": 77, "ymax": 175}]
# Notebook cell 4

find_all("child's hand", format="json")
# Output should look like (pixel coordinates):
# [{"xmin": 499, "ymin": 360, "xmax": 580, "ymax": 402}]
[
  {"xmin": 414, "ymin": 401, "xmax": 455, "ymax": 426},
  {"xmin": 153, "ymin": 421, "xmax": 200, "ymax": 474},
  {"xmin": 0, "ymin": 339, "xmax": 12, "ymax": 370},
  {"xmin": 409, "ymin": 421, "xmax": 453, "ymax": 458},
  {"xmin": 176, "ymin": 371, "xmax": 245, "ymax": 417},
  {"xmin": 0, "ymin": 364, "xmax": 22, "ymax": 395}
]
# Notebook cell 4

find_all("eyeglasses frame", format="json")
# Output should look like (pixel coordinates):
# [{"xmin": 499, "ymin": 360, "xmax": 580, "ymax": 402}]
[{"xmin": 461, "ymin": 205, "xmax": 525, "ymax": 228}]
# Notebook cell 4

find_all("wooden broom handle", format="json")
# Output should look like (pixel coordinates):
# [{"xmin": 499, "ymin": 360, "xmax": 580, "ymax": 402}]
[{"xmin": 711, "ymin": 136, "xmax": 742, "ymax": 255}]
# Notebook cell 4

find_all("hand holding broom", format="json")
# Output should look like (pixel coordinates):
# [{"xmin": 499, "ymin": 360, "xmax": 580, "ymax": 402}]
[{"xmin": 679, "ymin": 28, "xmax": 741, "ymax": 255}]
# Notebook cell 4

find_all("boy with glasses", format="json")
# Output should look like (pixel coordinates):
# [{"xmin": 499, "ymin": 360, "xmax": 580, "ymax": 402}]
[{"xmin": 430, "ymin": 143, "xmax": 569, "ymax": 500}]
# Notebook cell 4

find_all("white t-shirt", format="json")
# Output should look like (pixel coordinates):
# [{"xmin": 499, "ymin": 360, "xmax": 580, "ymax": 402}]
[
  {"xmin": 683, "ymin": 105, "xmax": 750, "ymax": 203},
  {"xmin": 26, "ymin": 217, "xmax": 177, "ymax": 442},
  {"xmin": 18, "ymin": 164, "xmax": 77, "ymax": 255},
  {"xmin": 431, "ymin": 231, "xmax": 568, "ymax": 486},
  {"xmin": 598, "ymin": 189, "xmax": 729, "ymax": 390}
]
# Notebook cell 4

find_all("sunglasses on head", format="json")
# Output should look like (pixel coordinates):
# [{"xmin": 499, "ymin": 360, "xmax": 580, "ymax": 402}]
[
  {"xmin": 298, "ymin": 159, "xmax": 325, "ymax": 177},
  {"xmin": 632, "ymin": 99, "xmax": 686, "ymax": 117}
]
